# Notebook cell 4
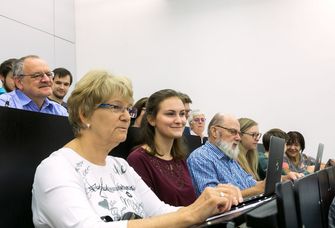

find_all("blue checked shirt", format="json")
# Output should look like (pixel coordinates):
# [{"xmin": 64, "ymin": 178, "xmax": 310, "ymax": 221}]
[
  {"xmin": 0, "ymin": 89, "xmax": 68, "ymax": 116},
  {"xmin": 187, "ymin": 141, "xmax": 256, "ymax": 196}
]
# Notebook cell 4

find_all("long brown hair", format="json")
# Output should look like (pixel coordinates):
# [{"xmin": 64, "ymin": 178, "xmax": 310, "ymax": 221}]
[{"xmin": 139, "ymin": 89, "xmax": 187, "ymax": 160}]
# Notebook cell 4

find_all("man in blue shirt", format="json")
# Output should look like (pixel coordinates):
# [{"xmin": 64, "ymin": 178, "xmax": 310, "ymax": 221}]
[
  {"xmin": 0, "ymin": 55, "xmax": 67, "ymax": 116},
  {"xmin": 187, "ymin": 113, "xmax": 264, "ymax": 197}
]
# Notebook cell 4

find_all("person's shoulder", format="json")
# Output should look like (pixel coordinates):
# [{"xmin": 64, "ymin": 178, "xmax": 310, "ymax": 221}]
[
  {"xmin": 258, "ymin": 151, "xmax": 267, "ymax": 159},
  {"xmin": 38, "ymin": 148, "xmax": 70, "ymax": 167},
  {"xmin": 302, "ymin": 153, "xmax": 315, "ymax": 162},
  {"xmin": 0, "ymin": 87, "xmax": 6, "ymax": 95},
  {"xmin": 127, "ymin": 146, "xmax": 148, "ymax": 160},
  {"xmin": 187, "ymin": 144, "xmax": 208, "ymax": 162},
  {"xmin": 107, "ymin": 155, "xmax": 129, "ymax": 166},
  {"xmin": 0, "ymin": 90, "xmax": 13, "ymax": 101},
  {"xmin": 35, "ymin": 148, "xmax": 72, "ymax": 179},
  {"xmin": 47, "ymin": 99, "xmax": 68, "ymax": 116}
]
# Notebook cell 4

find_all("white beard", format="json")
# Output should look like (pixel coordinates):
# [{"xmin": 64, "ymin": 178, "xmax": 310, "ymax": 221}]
[{"xmin": 216, "ymin": 139, "xmax": 239, "ymax": 160}]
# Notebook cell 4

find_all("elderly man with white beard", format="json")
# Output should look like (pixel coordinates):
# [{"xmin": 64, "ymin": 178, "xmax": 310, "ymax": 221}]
[{"xmin": 187, "ymin": 113, "xmax": 265, "ymax": 197}]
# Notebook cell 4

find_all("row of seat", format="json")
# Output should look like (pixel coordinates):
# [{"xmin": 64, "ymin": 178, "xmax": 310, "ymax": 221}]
[{"xmin": 246, "ymin": 166, "xmax": 335, "ymax": 228}]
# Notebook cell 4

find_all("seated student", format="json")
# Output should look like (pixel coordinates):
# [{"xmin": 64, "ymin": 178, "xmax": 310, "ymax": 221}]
[
  {"xmin": 127, "ymin": 90, "xmax": 198, "ymax": 206},
  {"xmin": 179, "ymin": 92, "xmax": 192, "ymax": 136},
  {"xmin": 0, "ymin": 55, "xmax": 67, "ymax": 116},
  {"xmin": 238, "ymin": 118, "xmax": 262, "ymax": 181},
  {"xmin": 32, "ymin": 70, "xmax": 241, "ymax": 228},
  {"xmin": 284, "ymin": 131, "xmax": 316, "ymax": 174},
  {"xmin": 0, "ymin": 58, "xmax": 17, "ymax": 94},
  {"xmin": 110, "ymin": 97, "xmax": 148, "ymax": 159},
  {"xmin": 132, "ymin": 97, "xmax": 148, "ymax": 127},
  {"xmin": 188, "ymin": 110, "xmax": 207, "ymax": 143},
  {"xmin": 48, "ymin": 67, "xmax": 73, "ymax": 109},
  {"xmin": 187, "ymin": 113, "xmax": 265, "ymax": 198},
  {"xmin": 259, "ymin": 128, "xmax": 303, "ymax": 180}
]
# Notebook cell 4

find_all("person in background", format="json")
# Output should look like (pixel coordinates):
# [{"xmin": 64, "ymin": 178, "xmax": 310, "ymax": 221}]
[
  {"xmin": 184, "ymin": 110, "xmax": 208, "ymax": 156},
  {"xmin": 0, "ymin": 55, "xmax": 67, "ymax": 116},
  {"xmin": 237, "ymin": 118, "xmax": 261, "ymax": 181},
  {"xmin": 187, "ymin": 113, "xmax": 264, "ymax": 197},
  {"xmin": 0, "ymin": 58, "xmax": 17, "ymax": 94},
  {"xmin": 179, "ymin": 92, "xmax": 192, "ymax": 135},
  {"xmin": 48, "ymin": 67, "xmax": 73, "ymax": 109},
  {"xmin": 188, "ymin": 110, "xmax": 207, "ymax": 143},
  {"xmin": 284, "ymin": 131, "xmax": 316, "ymax": 174},
  {"xmin": 32, "ymin": 70, "xmax": 240, "ymax": 227},
  {"xmin": 110, "ymin": 97, "xmax": 148, "ymax": 159},
  {"xmin": 132, "ymin": 97, "xmax": 148, "ymax": 127},
  {"xmin": 259, "ymin": 128, "xmax": 303, "ymax": 180}
]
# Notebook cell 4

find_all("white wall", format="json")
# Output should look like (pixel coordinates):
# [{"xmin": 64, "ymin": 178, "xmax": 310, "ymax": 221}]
[
  {"xmin": 75, "ymin": 0, "xmax": 335, "ymax": 161},
  {"xmin": 0, "ymin": 0, "xmax": 76, "ymax": 96}
]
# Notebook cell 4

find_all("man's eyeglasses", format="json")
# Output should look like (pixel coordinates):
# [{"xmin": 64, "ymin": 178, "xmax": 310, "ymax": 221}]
[
  {"xmin": 242, "ymin": 132, "xmax": 262, "ymax": 140},
  {"xmin": 215, "ymin": 125, "xmax": 242, "ymax": 137},
  {"xmin": 98, "ymin": 103, "xmax": 137, "ymax": 118},
  {"xmin": 19, "ymin": 71, "xmax": 54, "ymax": 80},
  {"xmin": 193, "ymin": 117, "xmax": 206, "ymax": 123}
]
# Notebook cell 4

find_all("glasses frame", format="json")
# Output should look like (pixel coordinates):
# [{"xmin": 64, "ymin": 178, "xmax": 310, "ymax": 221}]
[
  {"xmin": 19, "ymin": 71, "xmax": 55, "ymax": 80},
  {"xmin": 193, "ymin": 117, "xmax": 206, "ymax": 123},
  {"xmin": 98, "ymin": 103, "xmax": 138, "ymax": 118},
  {"xmin": 242, "ymin": 132, "xmax": 262, "ymax": 140},
  {"xmin": 215, "ymin": 125, "xmax": 242, "ymax": 137}
]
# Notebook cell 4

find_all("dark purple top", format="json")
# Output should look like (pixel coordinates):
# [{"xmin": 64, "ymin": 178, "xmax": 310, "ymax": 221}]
[{"xmin": 127, "ymin": 147, "xmax": 196, "ymax": 206}]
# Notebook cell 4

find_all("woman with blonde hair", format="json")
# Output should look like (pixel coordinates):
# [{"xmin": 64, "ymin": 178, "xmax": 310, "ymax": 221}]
[
  {"xmin": 32, "ymin": 70, "xmax": 241, "ymax": 228},
  {"xmin": 238, "ymin": 118, "xmax": 262, "ymax": 181}
]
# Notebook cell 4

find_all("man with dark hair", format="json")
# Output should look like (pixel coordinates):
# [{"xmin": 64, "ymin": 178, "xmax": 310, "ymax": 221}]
[
  {"xmin": 0, "ymin": 58, "xmax": 17, "ymax": 94},
  {"xmin": 0, "ymin": 55, "xmax": 67, "ymax": 116},
  {"xmin": 48, "ymin": 67, "xmax": 73, "ymax": 109},
  {"xmin": 179, "ymin": 92, "xmax": 193, "ymax": 135},
  {"xmin": 262, "ymin": 128, "xmax": 289, "ymax": 152}
]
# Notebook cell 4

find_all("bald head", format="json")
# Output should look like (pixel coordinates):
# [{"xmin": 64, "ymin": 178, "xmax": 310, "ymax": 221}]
[{"xmin": 208, "ymin": 113, "xmax": 239, "ymax": 136}]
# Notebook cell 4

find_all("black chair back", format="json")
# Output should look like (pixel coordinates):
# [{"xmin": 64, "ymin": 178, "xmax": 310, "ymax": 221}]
[
  {"xmin": 317, "ymin": 168, "xmax": 332, "ymax": 227},
  {"xmin": 275, "ymin": 181, "xmax": 299, "ymax": 228},
  {"xmin": 0, "ymin": 107, "xmax": 74, "ymax": 227},
  {"xmin": 294, "ymin": 173, "xmax": 323, "ymax": 228},
  {"xmin": 327, "ymin": 166, "xmax": 335, "ymax": 201}
]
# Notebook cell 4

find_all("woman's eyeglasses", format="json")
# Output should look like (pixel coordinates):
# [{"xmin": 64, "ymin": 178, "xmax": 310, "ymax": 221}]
[
  {"xmin": 98, "ymin": 103, "xmax": 138, "ymax": 118},
  {"xmin": 193, "ymin": 117, "xmax": 206, "ymax": 123},
  {"xmin": 242, "ymin": 132, "xmax": 262, "ymax": 140}
]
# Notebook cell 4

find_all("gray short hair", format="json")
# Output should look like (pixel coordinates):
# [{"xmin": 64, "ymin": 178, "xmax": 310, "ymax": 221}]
[{"xmin": 13, "ymin": 55, "xmax": 40, "ymax": 78}]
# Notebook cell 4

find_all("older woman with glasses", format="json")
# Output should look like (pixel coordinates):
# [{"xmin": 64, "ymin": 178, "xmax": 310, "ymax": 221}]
[
  {"xmin": 32, "ymin": 70, "xmax": 241, "ymax": 228},
  {"xmin": 238, "ymin": 118, "xmax": 262, "ymax": 181},
  {"xmin": 188, "ymin": 110, "xmax": 207, "ymax": 143}
]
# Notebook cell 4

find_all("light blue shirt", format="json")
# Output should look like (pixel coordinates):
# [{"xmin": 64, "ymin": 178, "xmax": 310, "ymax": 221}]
[
  {"xmin": 0, "ymin": 87, "xmax": 6, "ymax": 95},
  {"xmin": 187, "ymin": 141, "xmax": 256, "ymax": 196},
  {"xmin": 0, "ymin": 89, "xmax": 68, "ymax": 116}
]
